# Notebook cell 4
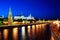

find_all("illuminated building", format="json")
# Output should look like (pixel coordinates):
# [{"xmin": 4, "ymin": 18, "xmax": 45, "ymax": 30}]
[
  {"xmin": 14, "ymin": 15, "xmax": 26, "ymax": 20},
  {"xmin": 8, "ymin": 8, "xmax": 13, "ymax": 25},
  {"xmin": 27, "ymin": 14, "xmax": 34, "ymax": 20},
  {"xmin": 14, "ymin": 13, "xmax": 35, "ymax": 20}
]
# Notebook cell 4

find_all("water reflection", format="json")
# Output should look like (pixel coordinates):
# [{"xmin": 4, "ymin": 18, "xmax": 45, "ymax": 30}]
[
  {"xmin": 32, "ymin": 25, "xmax": 35, "ymax": 33},
  {"xmin": 27, "ymin": 26, "xmax": 30, "ymax": 37},
  {"xmin": 13, "ymin": 27, "xmax": 18, "ymax": 40},
  {"xmin": 0, "ymin": 32, "xmax": 1, "ymax": 40},
  {"xmin": 0, "ymin": 24, "xmax": 52, "ymax": 40},
  {"xmin": 32, "ymin": 25, "xmax": 36, "ymax": 40},
  {"xmin": 22, "ymin": 26, "xmax": 25, "ymax": 40},
  {"xmin": 38, "ymin": 24, "xmax": 41, "ymax": 30},
  {"xmin": 42, "ymin": 24, "xmax": 46, "ymax": 31},
  {"xmin": 36, "ymin": 25, "xmax": 39, "ymax": 33},
  {"xmin": 50, "ymin": 35, "xmax": 54, "ymax": 40},
  {"xmin": 3, "ymin": 29, "xmax": 8, "ymax": 40},
  {"xmin": 27, "ymin": 26, "xmax": 31, "ymax": 40}
]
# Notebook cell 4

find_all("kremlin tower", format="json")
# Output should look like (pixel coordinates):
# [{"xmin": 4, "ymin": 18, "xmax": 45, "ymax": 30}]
[{"xmin": 8, "ymin": 7, "xmax": 13, "ymax": 25}]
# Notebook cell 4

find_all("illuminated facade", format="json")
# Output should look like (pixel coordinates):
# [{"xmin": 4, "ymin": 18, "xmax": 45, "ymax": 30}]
[
  {"xmin": 14, "ymin": 13, "xmax": 35, "ymax": 20},
  {"xmin": 8, "ymin": 8, "xmax": 13, "ymax": 25},
  {"xmin": 27, "ymin": 14, "xmax": 34, "ymax": 20}
]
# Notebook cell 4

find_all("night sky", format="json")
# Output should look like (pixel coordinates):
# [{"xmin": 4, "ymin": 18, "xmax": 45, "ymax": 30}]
[{"xmin": 0, "ymin": 0, "xmax": 60, "ymax": 19}]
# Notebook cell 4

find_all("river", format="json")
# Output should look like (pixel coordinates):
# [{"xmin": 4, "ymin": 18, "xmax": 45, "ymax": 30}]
[{"xmin": 0, "ymin": 24, "xmax": 52, "ymax": 40}]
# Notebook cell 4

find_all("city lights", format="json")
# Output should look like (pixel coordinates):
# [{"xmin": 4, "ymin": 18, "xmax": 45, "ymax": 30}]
[{"xmin": 0, "ymin": 0, "xmax": 60, "ymax": 40}]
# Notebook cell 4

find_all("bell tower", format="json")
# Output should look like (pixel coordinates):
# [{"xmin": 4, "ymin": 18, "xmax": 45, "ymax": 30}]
[{"xmin": 8, "ymin": 7, "xmax": 13, "ymax": 25}]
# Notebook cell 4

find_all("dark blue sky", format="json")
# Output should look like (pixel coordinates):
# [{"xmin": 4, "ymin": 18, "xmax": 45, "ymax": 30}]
[{"xmin": 0, "ymin": 0, "xmax": 60, "ymax": 19}]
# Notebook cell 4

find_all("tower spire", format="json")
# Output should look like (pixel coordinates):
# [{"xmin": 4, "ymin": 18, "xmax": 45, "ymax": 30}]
[
  {"xmin": 8, "ymin": 7, "xmax": 12, "ymax": 15},
  {"xmin": 29, "ymin": 13, "xmax": 32, "ymax": 17},
  {"xmin": 8, "ymin": 7, "xmax": 13, "ymax": 25}
]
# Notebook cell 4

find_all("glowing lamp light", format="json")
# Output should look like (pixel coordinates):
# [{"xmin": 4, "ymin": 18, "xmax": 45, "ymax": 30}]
[
  {"xmin": 28, "ymin": 26, "xmax": 30, "ymax": 29},
  {"xmin": 22, "ymin": 21, "xmax": 25, "ymax": 24},
  {"xmin": 14, "ymin": 22, "xmax": 18, "ymax": 23},
  {"xmin": 53, "ymin": 20, "xmax": 60, "ymax": 28}
]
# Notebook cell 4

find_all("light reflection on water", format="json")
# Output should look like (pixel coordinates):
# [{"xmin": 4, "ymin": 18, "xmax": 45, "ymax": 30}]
[
  {"xmin": 32, "ymin": 25, "xmax": 36, "ymax": 40},
  {"xmin": 32, "ymin": 25, "xmax": 35, "ymax": 33},
  {"xmin": 27, "ymin": 26, "xmax": 30, "ymax": 37},
  {"xmin": 32, "ymin": 25, "xmax": 35, "ymax": 34},
  {"xmin": 13, "ymin": 27, "xmax": 18, "ymax": 40},
  {"xmin": 3, "ymin": 29, "xmax": 8, "ymax": 40},
  {"xmin": 22, "ymin": 26, "xmax": 25, "ymax": 40},
  {"xmin": 36, "ymin": 25, "xmax": 39, "ymax": 33},
  {"xmin": 0, "ymin": 32, "xmax": 1, "ymax": 40},
  {"xmin": 0, "ymin": 24, "xmax": 52, "ymax": 40}
]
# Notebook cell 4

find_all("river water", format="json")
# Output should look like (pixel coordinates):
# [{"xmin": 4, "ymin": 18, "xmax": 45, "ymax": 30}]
[{"xmin": 0, "ymin": 24, "xmax": 51, "ymax": 40}]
